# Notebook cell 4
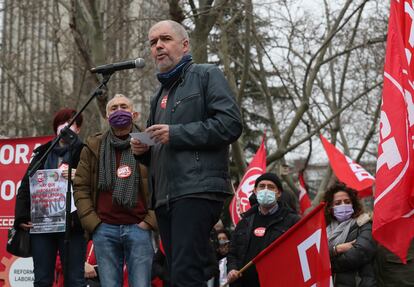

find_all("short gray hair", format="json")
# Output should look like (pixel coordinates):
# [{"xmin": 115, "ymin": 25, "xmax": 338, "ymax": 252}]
[
  {"xmin": 105, "ymin": 94, "xmax": 134, "ymax": 115},
  {"xmin": 149, "ymin": 20, "xmax": 189, "ymax": 42}
]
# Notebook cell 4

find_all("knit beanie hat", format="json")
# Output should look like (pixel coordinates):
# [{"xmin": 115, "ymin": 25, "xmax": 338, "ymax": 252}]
[{"xmin": 254, "ymin": 173, "xmax": 283, "ymax": 192}]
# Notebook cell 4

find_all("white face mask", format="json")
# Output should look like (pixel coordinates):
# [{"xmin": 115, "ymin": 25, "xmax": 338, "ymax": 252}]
[{"xmin": 56, "ymin": 123, "xmax": 78, "ymax": 135}]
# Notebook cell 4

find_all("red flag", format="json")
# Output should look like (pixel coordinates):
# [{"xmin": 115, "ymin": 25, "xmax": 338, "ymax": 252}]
[
  {"xmin": 252, "ymin": 203, "xmax": 332, "ymax": 286},
  {"xmin": 298, "ymin": 172, "xmax": 312, "ymax": 215},
  {"xmin": 229, "ymin": 136, "xmax": 266, "ymax": 225},
  {"xmin": 320, "ymin": 134, "xmax": 375, "ymax": 198},
  {"xmin": 374, "ymin": 0, "xmax": 414, "ymax": 263},
  {"xmin": 0, "ymin": 136, "xmax": 53, "ymax": 285}
]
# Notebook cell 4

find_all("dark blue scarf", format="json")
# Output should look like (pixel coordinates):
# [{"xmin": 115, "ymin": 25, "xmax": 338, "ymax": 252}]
[
  {"xmin": 157, "ymin": 54, "xmax": 193, "ymax": 88},
  {"xmin": 44, "ymin": 135, "xmax": 82, "ymax": 169}
]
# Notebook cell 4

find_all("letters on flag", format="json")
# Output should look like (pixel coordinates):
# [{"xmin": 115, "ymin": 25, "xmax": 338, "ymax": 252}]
[
  {"xmin": 298, "ymin": 172, "xmax": 312, "ymax": 215},
  {"xmin": 229, "ymin": 137, "xmax": 266, "ymax": 225},
  {"xmin": 373, "ymin": 0, "xmax": 414, "ymax": 263},
  {"xmin": 320, "ymin": 134, "xmax": 374, "ymax": 198},
  {"xmin": 0, "ymin": 136, "xmax": 52, "ymax": 285},
  {"xmin": 252, "ymin": 203, "xmax": 332, "ymax": 287}
]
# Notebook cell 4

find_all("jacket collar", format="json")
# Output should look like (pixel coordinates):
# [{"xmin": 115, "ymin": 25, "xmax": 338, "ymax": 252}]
[
  {"xmin": 85, "ymin": 132, "xmax": 104, "ymax": 158},
  {"xmin": 150, "ymin": 62, "xmax": 194, "ymax": 126},
  {"xmin": 258, "ymin": 203, "xmax": 279, "ymax": 215},
  {"xmin": 356, "ymin": 212, "xmax": 372, "ymax": 227}
]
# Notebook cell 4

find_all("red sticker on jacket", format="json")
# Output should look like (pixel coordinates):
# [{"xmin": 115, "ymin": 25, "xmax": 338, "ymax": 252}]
[
  {"xmin": 254, "ymin": 227, "xmax": 266, "ymax": 237},
  {"xmin": 160, "ymin": 95, "xmax": 168, "ymax": 109},
  {"xmin": 117, "ymin": 165, "xmax": 132, "ymax": 178}
]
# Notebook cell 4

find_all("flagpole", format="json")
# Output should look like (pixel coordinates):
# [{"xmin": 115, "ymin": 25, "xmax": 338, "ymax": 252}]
[
  {"xmin": 221, "ymin": 203, "xmax": 327, "ymax": 287},
  {"xmin": 220, "ymin": 260, "xmax": 254, "ymax": 287}
]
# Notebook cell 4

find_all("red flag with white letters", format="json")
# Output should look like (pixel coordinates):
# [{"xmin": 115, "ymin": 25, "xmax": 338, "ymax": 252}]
[
  {"xmin": 298, "ymin": 172, "xmax": 312, "ymax": 215},
  {"xmin": 252, "ymin": 203, "xmax": 332, "ymax": 286},
  {"xmin": 320, "ymin": 134, "xmax": 374, "ymax": 198},
  {"xmin": 0, "ymin": 136, "xmax": 52, "ymax": 286},
  {"xmin": 374, "ymin": 0, "xmax": 414, "ymax": 263},
  {"xmin": 229, "ymin": 136, "xmax": 266, "ymax": 225}
]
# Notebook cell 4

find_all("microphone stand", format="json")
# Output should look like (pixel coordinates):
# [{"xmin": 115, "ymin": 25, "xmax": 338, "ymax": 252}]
[
  {"xmin": 28, "ymin": 73, "xmax": 113, "ymax": 287},
  {"xmin": 61, "ymin": 127, "xmax": 76, "ymax": 287}
]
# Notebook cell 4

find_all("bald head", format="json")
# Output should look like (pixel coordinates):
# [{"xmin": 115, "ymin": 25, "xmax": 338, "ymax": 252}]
[
  {"xmin": 149, "ymin": 20, "xmax": 189, "ymax": 43},
  {"xmin": 148, "ymin": 20, "xmax": 191, "ymax": 72}
]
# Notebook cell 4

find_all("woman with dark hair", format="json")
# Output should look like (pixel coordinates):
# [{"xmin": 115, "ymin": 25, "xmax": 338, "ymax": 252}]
[
  {"xmin": 14, "ymin": 108, "xmax": 86, "ymax": 287},
  {"xmin": 323, "ymin": 182, "xmax": 377, "ymax": 287}
]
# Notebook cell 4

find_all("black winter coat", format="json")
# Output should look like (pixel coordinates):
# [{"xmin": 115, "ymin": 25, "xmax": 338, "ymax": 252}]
[
  {"xmin": 375, "ymin": 240, "xmax": 414, "ymax": 287},
  {"xmin": 227, "ymin": 204, "xmax": 300, "ymax": 286},
  {"xmin": 142, "ymin": 63, "xmax": 242, "ymax": 207},
  {"xmin": 330, "ymin": 217, "xmax": 377, "ymax": 287},
  {"xmin": 14, "ymin": 140, "xmax": 84, "ymax": 233}
]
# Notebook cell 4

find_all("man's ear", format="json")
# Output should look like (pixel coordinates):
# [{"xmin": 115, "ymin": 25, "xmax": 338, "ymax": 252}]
[
  {"xmin": 132, "ymin": 111, "xmax": 139, "ymax": 121},
  {"xmin": 276, "ymin": 190, "xmax": 282, "ymax": 199},
  {"xmin": 182, "ymin": 39, "xmax": 190, "ymax": 54}
]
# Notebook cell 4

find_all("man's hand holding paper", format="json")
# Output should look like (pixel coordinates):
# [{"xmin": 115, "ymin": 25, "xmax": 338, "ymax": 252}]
[
  {"xmin": 146, "ymin": 124, "xmax": 170, "ymax": 144},
  {"xmin": 130, "ymin": 132, "xmax": 152, "ymax": 156},
  {"xmin": 130, "ymin": 124, "xmax": 170, "ymax": 156}
]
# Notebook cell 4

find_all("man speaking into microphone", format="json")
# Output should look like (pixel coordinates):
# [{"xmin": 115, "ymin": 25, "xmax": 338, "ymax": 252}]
[{"xmin": 131, "ymin": 20, "xmax": 242, "ymax": 287}]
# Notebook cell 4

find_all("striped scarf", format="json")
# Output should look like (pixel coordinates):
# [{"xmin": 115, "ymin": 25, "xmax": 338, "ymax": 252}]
[{"xmin": 97, "ymin": 126, "xmax": 140, "ymax": 208}]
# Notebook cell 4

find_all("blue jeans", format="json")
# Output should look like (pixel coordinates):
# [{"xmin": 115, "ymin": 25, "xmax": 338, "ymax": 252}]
[
  {"xmin": 93, "ymin": 223, "xmax": 153, "ymax": 287},
  {"xmin": 31, "ymin": 231, "xmax": 86, "ymax": 287}
]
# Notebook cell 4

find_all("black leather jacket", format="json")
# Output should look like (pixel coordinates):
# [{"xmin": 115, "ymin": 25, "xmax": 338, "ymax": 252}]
[{"xmin": 144, "ymin": 63, "xmax": 242, "ymax": 206}]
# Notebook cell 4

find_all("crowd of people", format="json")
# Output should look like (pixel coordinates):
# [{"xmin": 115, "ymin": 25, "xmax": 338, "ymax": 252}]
[{"xmin": 12, "ymin": 19, "xmax": 414, "ymax": 287}]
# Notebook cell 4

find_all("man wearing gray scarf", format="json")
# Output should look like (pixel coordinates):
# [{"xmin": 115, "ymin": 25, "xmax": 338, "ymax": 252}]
[{"xmin": 74, "ymin": 94, "xmax": 156, "ymax": 287}]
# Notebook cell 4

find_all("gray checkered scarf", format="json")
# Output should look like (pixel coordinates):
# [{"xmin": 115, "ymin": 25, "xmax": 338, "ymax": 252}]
[{"xmin": 98, "ymin": 127, "xmax": 140, "ymax": 208}]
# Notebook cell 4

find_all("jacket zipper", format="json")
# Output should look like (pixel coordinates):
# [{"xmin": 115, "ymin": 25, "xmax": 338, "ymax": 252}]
[{"xmin": 172, "ymin": 94, "xmax": 199, "ymax": 112}]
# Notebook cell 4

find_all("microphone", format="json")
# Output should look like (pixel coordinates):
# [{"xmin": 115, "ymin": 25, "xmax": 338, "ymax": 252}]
[{"xmin": 90, "ymin": 58, "xmax": 145, "ymax": 74}]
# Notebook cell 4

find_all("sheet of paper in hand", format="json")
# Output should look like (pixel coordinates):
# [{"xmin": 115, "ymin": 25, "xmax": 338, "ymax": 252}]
[{"xmin": 130, "ymin": 132, "xmax": 156, "ymax": 146}]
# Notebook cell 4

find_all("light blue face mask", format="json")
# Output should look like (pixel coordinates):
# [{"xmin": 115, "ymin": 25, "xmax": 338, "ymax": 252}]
[{"xmin": 256, "ymin": 189, "xmax": 277, "ymax": 208}]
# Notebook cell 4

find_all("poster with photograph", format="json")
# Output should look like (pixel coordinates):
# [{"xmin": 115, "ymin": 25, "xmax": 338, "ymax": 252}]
[{"xmin": 29, "ymin": 169, "xmax": 67, "ymax": 233}]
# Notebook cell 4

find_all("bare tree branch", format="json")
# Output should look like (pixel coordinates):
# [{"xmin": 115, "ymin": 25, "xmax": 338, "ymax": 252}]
[{"xmin": 267, "ymin": 81, "xmax": 382, "ymax": 162}]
